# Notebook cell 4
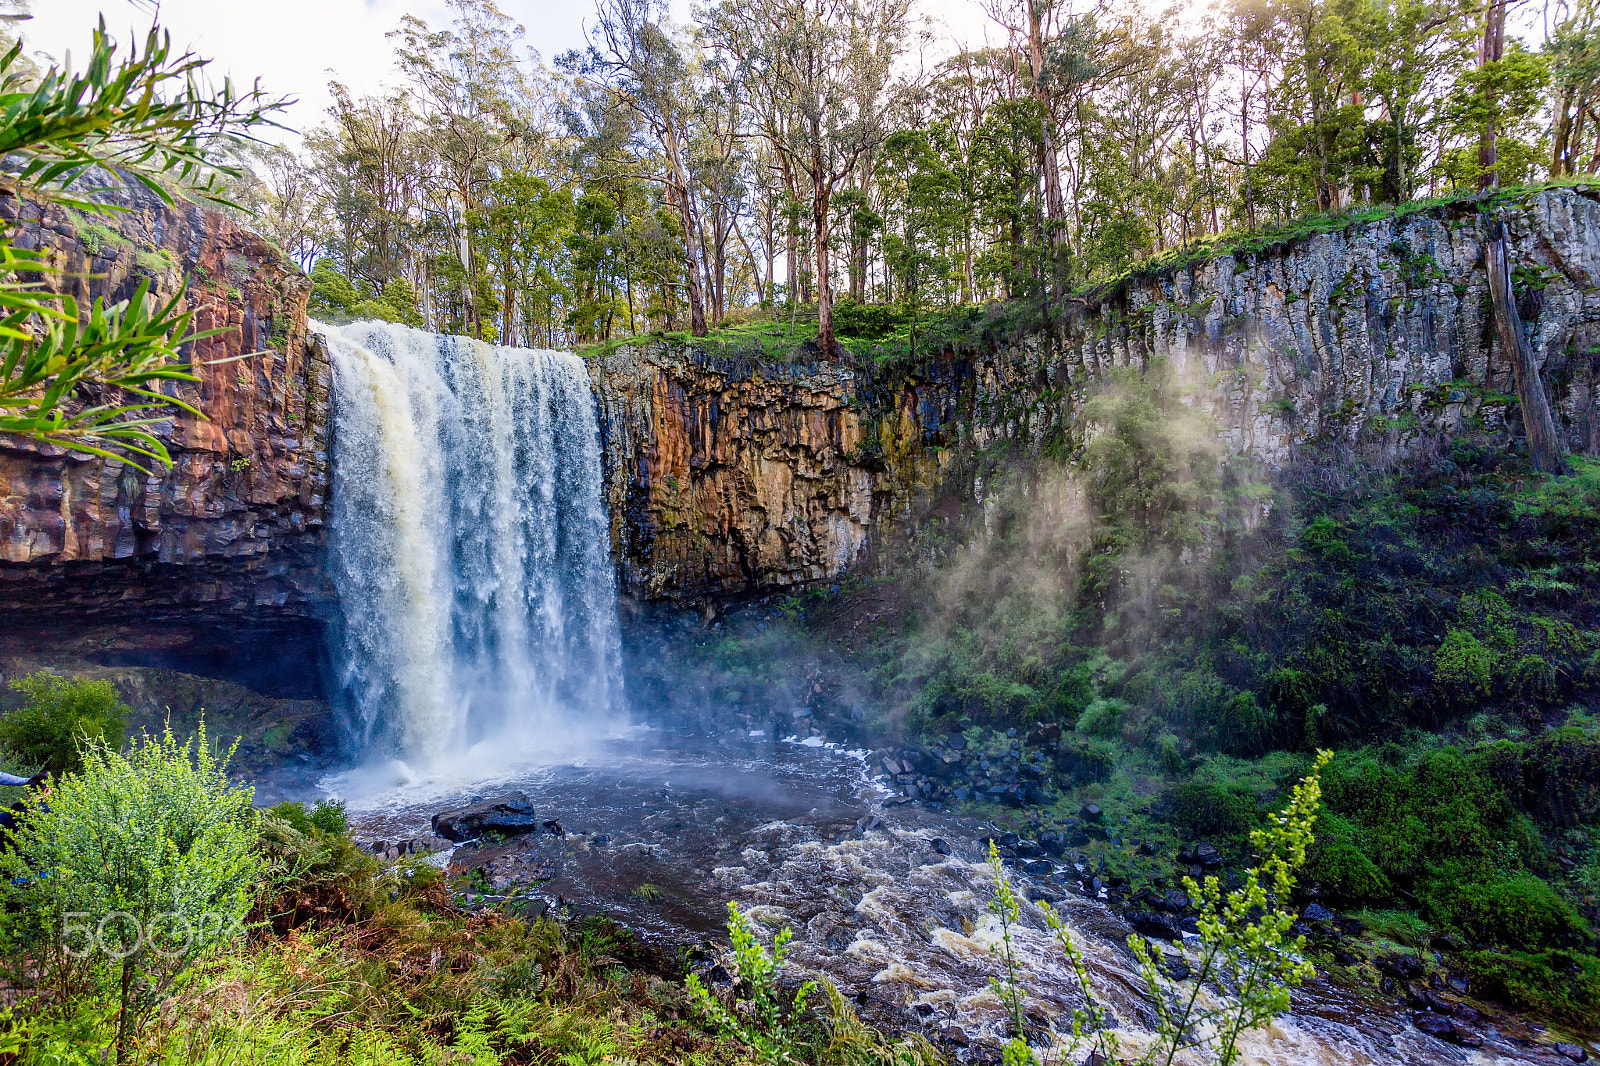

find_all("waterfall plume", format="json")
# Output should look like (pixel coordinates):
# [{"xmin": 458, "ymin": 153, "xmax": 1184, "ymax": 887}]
[{"xmin": 317, "ymin": 320, "xmax": 622, "ymax": 767}]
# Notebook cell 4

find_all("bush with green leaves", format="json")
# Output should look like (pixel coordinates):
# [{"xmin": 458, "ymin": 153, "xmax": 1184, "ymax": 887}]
[
  {"xmin": 0, "ymin": 671, "xmax": 128, "ymax": 776},
  {"xmin": 0, "ymin": 724, "xmax": 260, "ymax": 1064},
  {"xmin": 687, "ymin": 901, "xmax": 817, "ymax": 1065},
  {"xmin": 988, "ymin": 752, "xmax": 1329, "ymax": 1066}
]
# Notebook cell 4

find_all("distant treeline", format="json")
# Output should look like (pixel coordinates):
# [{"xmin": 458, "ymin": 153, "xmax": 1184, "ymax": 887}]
[{"xmin": 232, "ymin": 0, "xmax": 1595, "ymax": 353}]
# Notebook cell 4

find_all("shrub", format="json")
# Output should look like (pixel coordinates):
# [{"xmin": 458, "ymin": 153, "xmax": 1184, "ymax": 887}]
[
  {"xmin": 1434, "ymin": 628, "xmax": 1494, "ymax": 697},
  {"xmin": 1076, "ymin": 697, "xmax": 1125, "ymax": 738},
  {"xmin": 0, "ymin": 724, "xmax": 259, "ymax": 1064},
  {"xmin": 1165, "ymin": 781, "xmax": 1258, "ymax": 838},
  {"xmin": 1433, "ymin": 873, "xmax": 1587, "ymax": 949},
  {"xmin": 687, "ymin": 902, "xmax": 816, "ymax": 1065},
  {"xmin": 0, "ymin": 672, "xmax": 128, "ymax": 776},
  {"xmin": 1303, "ymin": 814, "xmax": 1390, "ymax": 902},
  {"xmin": 266, "ymin": 799, "xmax": 349, "ymax": 836},
  {"xmin": 1463, "ymin": 948, "xmax": 1600, "ymax": 1024}
]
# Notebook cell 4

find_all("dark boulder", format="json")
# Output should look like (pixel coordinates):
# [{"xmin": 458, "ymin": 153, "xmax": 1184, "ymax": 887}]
[
  {"xmin": 431, "ymin": 792, "xmax": 543, "ymax": 842},
  {"xmin": 1125, "ymin": 911, "xmax": 1182, "ymax": 941},
  {"xmin": 1376, "ymin": 953, "xmax": 1426, "ymax": 979}
]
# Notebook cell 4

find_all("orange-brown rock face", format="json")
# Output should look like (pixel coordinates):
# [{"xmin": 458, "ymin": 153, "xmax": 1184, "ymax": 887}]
[
  {"xmin": 0, "ymin": 177, "xmax": 330, "ymax": 657},
  {"xmin": 589, "ymin": 344, "xmax": 957, "ymax": 600}
]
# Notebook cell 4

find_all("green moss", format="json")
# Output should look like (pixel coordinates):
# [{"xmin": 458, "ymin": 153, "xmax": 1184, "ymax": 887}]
[
  {"xmin": 1435, "ymin": 628, "xmax": 1494, "ymax": 696},
  {"xmin": 1438, "ymin": 873, "xmax": 1588, "ymax": 949},
  {"xmin": 1462, "ymin": 948, "xmax": 1600, "ymax": 1024},
  {"xmin": 1165, "ymin": 780, "xmax": 1258, "ymax": 837}
]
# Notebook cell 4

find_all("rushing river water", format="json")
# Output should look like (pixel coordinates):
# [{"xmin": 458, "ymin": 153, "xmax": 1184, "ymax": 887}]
[
  {"xmin": 307, "ymin": 322, "xmax": 1582, "ymax": 1066},
  {"xmin": 336, "ymin": 734, "xmax": 1574, "ymax": 1066}
]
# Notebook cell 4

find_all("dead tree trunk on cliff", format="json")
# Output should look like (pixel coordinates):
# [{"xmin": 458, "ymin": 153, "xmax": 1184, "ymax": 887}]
[
  {"xmin": 1485, "ymin": 221, "xmax": 1567, "ymax": 473},
  {"xmin": 1477, "ymin": 0, "xmax": 1566, "ymax": 473}
]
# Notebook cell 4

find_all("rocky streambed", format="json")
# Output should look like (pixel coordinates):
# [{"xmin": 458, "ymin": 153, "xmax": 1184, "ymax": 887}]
[{"xmin": 327, "ymin": 732, "xmax": 1590, "ymax": 1066}]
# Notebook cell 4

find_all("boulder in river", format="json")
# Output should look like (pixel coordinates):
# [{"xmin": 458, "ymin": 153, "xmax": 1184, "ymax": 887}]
[{"xmin": 431, "ymin": 792, "xmax": 543, "ymax": 841}]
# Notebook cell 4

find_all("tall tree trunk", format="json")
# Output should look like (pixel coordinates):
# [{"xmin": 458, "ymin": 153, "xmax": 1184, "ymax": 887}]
[
  {"xmin": 1486, "ymin": 221, "xmax": 1566, "ymax": 473},
  {"xmin": 1477, "ymin": 0, "xmax": 1505, "ymax": 188},
  {"xmin": 813, "ymin": 173, "xmax": 836, "ymax": 358},
  {"xmin": 1027, "ymin": 0, "xmax": 1067, "ymax": 248},
  {"xmin": 1474, "ymin": 2, "xmax": 1564, "ymax": 472}
]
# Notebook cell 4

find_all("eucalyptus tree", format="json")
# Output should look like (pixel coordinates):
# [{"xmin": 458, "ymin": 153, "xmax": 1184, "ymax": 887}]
[
  {"xmin": 705, "ymin": 0, "xmax": 926, "ymax": 356},
  {"xmin": 391, "ymin": 0, "xmax": 531, "ymax": 338},
  {"xmin": 576, "ymin": 0, "xmax": 714, "ymax": 334}
]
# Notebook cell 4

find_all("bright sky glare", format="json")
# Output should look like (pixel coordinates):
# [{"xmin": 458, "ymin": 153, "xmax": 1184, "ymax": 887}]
[{"xmin": 22, "ymin": 0, "xmax": 1005, "ymax": 145}]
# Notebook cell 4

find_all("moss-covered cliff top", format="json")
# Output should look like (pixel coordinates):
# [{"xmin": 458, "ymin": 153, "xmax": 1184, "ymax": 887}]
[{"xmin": 577, "ymin": 181, "xmax": 1600, "ymax": 369}]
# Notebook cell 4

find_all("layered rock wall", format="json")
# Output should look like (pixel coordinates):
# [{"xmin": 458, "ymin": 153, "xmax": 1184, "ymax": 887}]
[
  {"xmin": 589, "ymin": 188, "xmax": 1600, "ymax": 601},
  {"xmin": 4, "ymin": 184, "xmax": 1600, "ymax": 619},
  {"xmin": 0, "ymin": 176, "xmax": 330, "ymax": 664}
]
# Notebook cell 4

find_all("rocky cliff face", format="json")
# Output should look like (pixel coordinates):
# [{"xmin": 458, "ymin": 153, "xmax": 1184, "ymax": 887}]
[
  {"xmin": 587, "ymin": 347, "xmax": 957, "ymax": 600},
  {"xmin": 0, "ymin": 177, "xmax": 330, "ymax": 687},
  {"xmin": 589, "ymin": 188, "xmax": 1600, "ymax": 602},
  {"xmin": 3, "ymin": 184, "xmax": 1598, "ymax": 628}
]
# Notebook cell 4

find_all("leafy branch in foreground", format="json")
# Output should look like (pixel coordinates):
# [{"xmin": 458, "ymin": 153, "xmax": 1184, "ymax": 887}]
[
  {"xmin": 989, "ymin": 750, "xmax": 1331, "ymax": 1066},
  {"xmin": 687, "ymin": 901, "xmax": 817, "ymax": 1065},
  {"xmin": 1126, "ymin": 750, "xmax": 1329, "ymax": 1066},
  {"xmin": 0, "ymin": 20, "xmax": 284, "ymax": 467}
]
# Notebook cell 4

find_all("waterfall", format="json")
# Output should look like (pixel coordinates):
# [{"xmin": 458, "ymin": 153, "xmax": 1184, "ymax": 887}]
[{"xmin": 317, "ymin": 320, "xmax": 623, "ymax": 764}]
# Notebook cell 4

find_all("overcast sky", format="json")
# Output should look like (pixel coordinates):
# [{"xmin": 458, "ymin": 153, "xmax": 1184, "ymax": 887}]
[{"xmin": 21, "ymin": 0, "xmax": 1004, "ymax": 145}]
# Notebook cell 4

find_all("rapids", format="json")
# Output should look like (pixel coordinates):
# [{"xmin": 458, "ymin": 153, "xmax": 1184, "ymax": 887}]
[{"xmin": 340, "ymin": 735, "xmax": 1568, "ymax": 1066}]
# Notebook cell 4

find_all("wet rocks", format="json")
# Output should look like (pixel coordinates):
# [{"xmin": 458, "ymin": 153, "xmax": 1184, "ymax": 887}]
[
  {"xmin": 1556, "ymin": 1042, "xmax": 1589, "ymax": 1062},
  {"xmin": 1376, "ymin": 953, "xmax": 1426, "ymax": 980},
  {"xmin": 1124, "ymin": 911, "xmax": 1183, "ymax": 942},
  {"xmin": 1177, "ymin": 842, "xmax": 1221, "ymax": 868},
  {"xmin": 1410, "ymin": 1012, "xmax": 1484, "ymax": 1048},
  {"xmin": 364, "ymin": 835, "xmax": 449, "ymax": 861},
  {"xmin": 431, "ymin": 793, "xmax": 544, "ymax": 842}
]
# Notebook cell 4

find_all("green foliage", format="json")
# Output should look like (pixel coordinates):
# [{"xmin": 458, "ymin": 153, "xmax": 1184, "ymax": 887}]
[
  {"xmin": 0, "ymin": 22, "xmax": 280, "ymax": 468},
  {"xmin": 1127, "ymin": 752, "xmax": 1328, "ymax": 1066},
  {"xmin": 1434, "ymin": 628, "xmax": 1494, "ymax": 696},
  {"xmin": 0, "ymin": 671, "xmax": 127, "ymax": 776},
  {"xmin": 0, "ymin": 724, "xmax": 259, "ymax": 1063},
  {"xmin": 1462, "ymin": 948, "xmax": 1600, "ymax": 1025},
  {"xmin": 1165, "ymin": 780, "xmax": 1258, "ymax": 838},
  {"xmin": 265, "ymin": 799, "xmax": 349, "ymax": 837},
  {"xmin": 1438, "ymin": 873, "xmax": 1587, "ymax": 949},
  {"xmin": 686, "ymin": 902, "xmax": 817, "ymax": 1065},
  {"xmin": 987, "ymin": 755, "xmax": 1328, "ymax": 1066}
]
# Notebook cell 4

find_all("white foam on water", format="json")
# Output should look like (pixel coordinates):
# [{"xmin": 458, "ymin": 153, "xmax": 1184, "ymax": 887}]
[{"xmin": 316, "ymin": 319, "xmax": 623, "ymax": 782}]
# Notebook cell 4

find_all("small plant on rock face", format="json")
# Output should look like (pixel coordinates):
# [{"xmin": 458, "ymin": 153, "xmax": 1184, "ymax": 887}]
[{"xmin": 687, "ymin": 901, "xmax": 816, "ymax": 1065}]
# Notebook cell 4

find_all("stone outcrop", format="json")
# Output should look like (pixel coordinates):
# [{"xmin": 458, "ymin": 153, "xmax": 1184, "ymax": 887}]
[
  {"xmin": 0, "ymin": 176, "xmax": 331, "ymax": 674},
  {"xmin": 588, "ymin": 348, "xmax": 956, "ymax": 599},
  {"xmin": 4, "ymin": 183, "xmax": 1600, "ymax": 627},
  {"xmin": 589, "ymin": 188, "xmax": 1600, "ymax": 601}
]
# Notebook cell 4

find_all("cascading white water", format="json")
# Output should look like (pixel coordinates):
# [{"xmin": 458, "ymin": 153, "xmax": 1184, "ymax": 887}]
[{"xmin": 316, "ymin": 320, "xmax": 622, "ymax": 766}]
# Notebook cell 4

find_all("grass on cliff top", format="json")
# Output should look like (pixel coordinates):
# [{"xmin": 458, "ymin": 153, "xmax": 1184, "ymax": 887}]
[
  {"xmin": 575, "ymin": 300, "xmax": 1040, "ymax": 369},
  {"xmin": 1081, "ymin": 178, "xmax": 1600, "ymax": 296},
  {"xmin": 576, "ymin": 179, "xmax": 1600, "ymax": 367}
]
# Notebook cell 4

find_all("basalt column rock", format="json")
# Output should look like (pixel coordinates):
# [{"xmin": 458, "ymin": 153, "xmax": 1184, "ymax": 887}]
[
  {"xmin": 587, "ymin": 345, "xmax": 956, "ymax": 600},
  {"xmin": 588, "ymin": 188, "xmax": 1600, "ymax": 602},
  {"xmin": 0, "ymin": 176, "xmax": 331, "ymax": 682}
]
